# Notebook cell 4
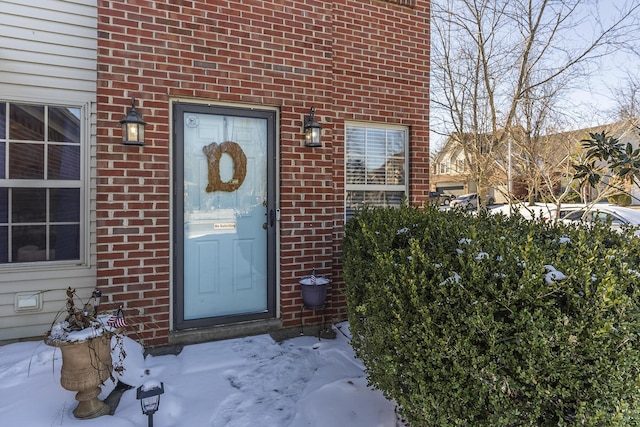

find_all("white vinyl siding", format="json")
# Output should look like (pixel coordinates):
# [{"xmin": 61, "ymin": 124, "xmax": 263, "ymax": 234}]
[
  {"xmin": 0, "ymin": 0, "xmax": 97, "ymax": 101},
  {"xmin": 0, "ymin": 0, "xmax": 97, "ymax": 342}
]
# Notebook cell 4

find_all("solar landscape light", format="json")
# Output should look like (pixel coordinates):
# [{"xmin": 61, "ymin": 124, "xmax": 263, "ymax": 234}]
[{"xmin": 136, "ymin": 382, "xmax": 164, "ymax": 427}]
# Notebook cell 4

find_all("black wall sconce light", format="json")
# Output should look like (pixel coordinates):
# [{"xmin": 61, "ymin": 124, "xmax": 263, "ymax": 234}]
[
  {"xmin": 120, "ymin": 97, "xmax": 146, "ymax": 146},
  {"xmin": 303, "ymin": 107, "xmax": 322, "ymax": 147}
]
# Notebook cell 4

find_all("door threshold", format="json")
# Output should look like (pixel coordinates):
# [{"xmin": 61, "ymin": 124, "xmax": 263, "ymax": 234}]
[{"xmin": 168, "ymin": 318, "xmax": 282, "ymax": 346}]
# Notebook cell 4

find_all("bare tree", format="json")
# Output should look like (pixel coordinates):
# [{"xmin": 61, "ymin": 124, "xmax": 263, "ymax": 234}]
[
  {"xmin": 612, "ymin": 72, "xmax": 640, "ymax": 122},
  {"xmin": 431, "ymin": 0, "xmax": 640, "ymax": 208}
]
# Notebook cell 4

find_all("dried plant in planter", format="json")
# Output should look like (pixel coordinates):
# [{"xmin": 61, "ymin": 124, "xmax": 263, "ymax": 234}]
[
  {"xmin": 66, "ymin": 287, "xmax": 98, "ymax": 330},
  {"xmin": 46, "ymin": 287, "xmax": 127, "ymax": 345},
  {"xmin": 44, "ymin": 287, "xmax": 130, "ymax": 419},
  {"xmin": 46, "ymin": 287, "xmax": 106, "ymax": 342}
]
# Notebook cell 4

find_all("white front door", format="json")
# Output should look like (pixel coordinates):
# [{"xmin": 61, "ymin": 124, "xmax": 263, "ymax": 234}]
[{"xmin": 174, "ymin": 103, "xmax": 276, "ymax": 328}]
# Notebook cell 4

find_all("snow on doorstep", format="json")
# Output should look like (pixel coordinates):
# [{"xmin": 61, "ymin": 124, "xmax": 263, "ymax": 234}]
[{"xmin": 0, "ymin": 322, "xmax": 402, "ymax": 427}]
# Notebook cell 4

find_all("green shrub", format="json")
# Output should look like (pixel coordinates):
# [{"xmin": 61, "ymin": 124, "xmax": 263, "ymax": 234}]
[
  {"xmin": 344, "ymin": 204, "xmax": 640, "ymax": 426},
  {"xmin": 608, "ymin": 193, "xmax": 632, "ymax": 206}
]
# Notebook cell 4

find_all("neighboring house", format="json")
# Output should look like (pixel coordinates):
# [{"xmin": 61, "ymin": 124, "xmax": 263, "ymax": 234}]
[
  {"xmin": 430, "ymin": 137, "xmax": 471, "ymax": 196},
  {"xmin": 430, "ymin": 130, "xmax": 508, "ymax": 203},
  {"xmin": 0, "ymin": 0, "xmax": 431, "ymax": 345},
  {"xmin": 431, "ymin": 120, "xmax": 640, "ymax": 204}
]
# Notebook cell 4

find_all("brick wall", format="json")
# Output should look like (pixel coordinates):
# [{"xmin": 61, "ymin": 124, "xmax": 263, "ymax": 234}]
[
  {"xmin": 327, "ymin": 0, "xmax": 430, "ymax": 323},
  {"xmin": 96, "ymin": 0, "xmax": 430, "ymax": 346}
]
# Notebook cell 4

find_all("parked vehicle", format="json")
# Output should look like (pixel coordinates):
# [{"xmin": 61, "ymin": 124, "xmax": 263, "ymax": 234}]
[
  {"xmin": 490, "ymin": 203, "xmax": 554, "ymax": 221},
  {"xmin": 491, "ymin": 203, "xmax": 640, "ymax": 234},
  {"xmin": 450, "ymin": 193, "xmax": 495, "ymax": 209},
  {"xmin": 450, "ymin": 193, "xmax": 476, "ymax": 209},
  {"xmin": 429, "ymin": 191, "xmax": 454, "ymax": 205},
  {"xmin": 439, "ymin": 193, "xmax": 455, "ymax": 205},
  {"xmin": 555, "ymin": 204, "xmax": 640, "ymax": 233}
]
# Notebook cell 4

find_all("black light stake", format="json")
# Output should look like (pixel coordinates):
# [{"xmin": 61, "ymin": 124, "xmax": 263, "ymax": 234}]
[
  {"xmin": 120, "ymin": 97, "xmax": 146, "ymax": 146},
  {"xmin": 303, "ymin": 106, "xmax": 322, "ymax": 147},
  {"xmin": 136, "ymin": 382, "xmax": 164, "ymax": 427}
]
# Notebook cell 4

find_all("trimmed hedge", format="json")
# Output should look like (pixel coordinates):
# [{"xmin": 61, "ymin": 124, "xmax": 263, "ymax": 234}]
[{"xmin": 344, "ymin": 204, "xmax": 640, "ymax": 426}]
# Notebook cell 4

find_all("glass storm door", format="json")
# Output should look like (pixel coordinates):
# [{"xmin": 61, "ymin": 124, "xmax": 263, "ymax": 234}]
[{"xmin": 174, "ymin": 103, "xmax": 276, "ymax": 329}]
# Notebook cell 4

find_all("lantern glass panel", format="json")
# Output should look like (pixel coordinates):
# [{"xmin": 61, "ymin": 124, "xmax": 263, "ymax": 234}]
[{"xmin": 141, "ymin": 396, "xmax": 159, "ymax": 414}]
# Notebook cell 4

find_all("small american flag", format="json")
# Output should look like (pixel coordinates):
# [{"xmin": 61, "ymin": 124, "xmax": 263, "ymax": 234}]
[{"xmin": 107, "ymin": 307, "xmax": 127, "ymax": 328}]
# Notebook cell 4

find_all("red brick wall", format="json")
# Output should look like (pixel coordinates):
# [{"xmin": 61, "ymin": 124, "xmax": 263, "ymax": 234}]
[
  {"xmin": 327, "ymin": 0, "xmax": 430, "ymax": 322},
  {"xmin": 96, "ymin": 0, "xmax": 430, "ymax": 346}
]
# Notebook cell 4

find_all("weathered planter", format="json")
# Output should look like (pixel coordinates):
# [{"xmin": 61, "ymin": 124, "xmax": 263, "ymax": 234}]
[
  {"xmin": 299, "ymin": 277, "xmax": 329, "ymax": 309},
  {"xmin": 46, "ymin": 333, "xmax": 113, "ymax": 419}
]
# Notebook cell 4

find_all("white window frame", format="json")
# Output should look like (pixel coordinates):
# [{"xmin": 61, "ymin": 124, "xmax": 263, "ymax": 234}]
[
  {"xmin": 344, "ymin": 122, "xmax": 409, "ymax": 219},
  {"xmin": 439, "ymin": 161, "xmax": 450, "ymax": 174},
  {"xmin": 0, "ymin": 100, "xmax": 89, "ymax": 268}
]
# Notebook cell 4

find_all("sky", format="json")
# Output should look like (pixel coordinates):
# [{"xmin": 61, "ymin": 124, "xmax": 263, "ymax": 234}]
[
  {"xmin": 565, "ymin": 1, "xmax": 640, "ymax": 124},
  {"xmin": 429, "ymin": 0, "xmax": 640, "ymax": 151},
  {"xmin": 0, "ymin": 322, "xmax": 402, "ymax": 427}
]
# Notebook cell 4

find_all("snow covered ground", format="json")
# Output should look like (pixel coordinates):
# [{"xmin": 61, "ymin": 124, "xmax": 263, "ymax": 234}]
[{"xmin": 0, "ymin": 322, "xmax": 402, "ymax": 426}]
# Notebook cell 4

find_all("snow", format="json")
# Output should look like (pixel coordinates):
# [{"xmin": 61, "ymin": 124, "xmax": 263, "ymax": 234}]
[
  {"xmin": 544, "ymin": 265, "xmax": 567, "ymax": 284},
  {"xmin": 0, "ymin": 322, "xmax": 402, "ymax": 426},
  {"xmin": 46, "ymin": 314, "xmax": 115, "ymax": 344},
  {"xmin": 299, "ymin": 277, "xmax": 329, "ymax": 286}
]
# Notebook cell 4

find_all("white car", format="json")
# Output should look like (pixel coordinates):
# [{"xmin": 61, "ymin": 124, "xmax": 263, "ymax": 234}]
[
  {"xmin": 450, "ymin": 193, "xmax": 495, "ymax": 210},
  {"xmin": 492, "ymin": 202, "xmax": 640, "ymax": 233},
  {"xmin": 449, "ymin": 193, "xmax": 477, "ymax": 209},
  {"xmin": 554, "ymin": 204, "xmax": 640, "ymax": 233},
  {"xmin": 490, "ymin": 203, "xmax": 554, "ymax": 221}
]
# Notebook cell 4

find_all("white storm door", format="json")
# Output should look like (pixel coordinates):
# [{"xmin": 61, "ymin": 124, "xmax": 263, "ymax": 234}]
[{"xmin": 175, "ymin": 104, "xmax": 276, "ymax": 328}]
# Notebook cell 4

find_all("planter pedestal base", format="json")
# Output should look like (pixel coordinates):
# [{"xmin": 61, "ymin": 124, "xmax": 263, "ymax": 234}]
[{"xmin": 73, "ymin": 386, "xmax": 111, "ymax": 419}]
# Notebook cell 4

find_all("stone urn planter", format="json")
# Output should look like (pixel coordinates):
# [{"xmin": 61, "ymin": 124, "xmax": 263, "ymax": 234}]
[
  {"xmin": 46, "ymin": 333, "xmax": 113, "ymax": 419},
  {"xmin": 44, "ymin": 288, "xmax": 122, "ymax": 419}
]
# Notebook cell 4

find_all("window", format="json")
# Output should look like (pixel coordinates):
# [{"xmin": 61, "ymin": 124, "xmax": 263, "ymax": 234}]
[
  {"xmin": 0, "ymin": 102, "xmax": 84, "ymax": 264},
  {"xmin": 345, "ymin": 123, "xmax": 408, "ymax": 219},
  {"xmin": 439, "ymin": 162, "xmax": 450, "ymax": 174}
]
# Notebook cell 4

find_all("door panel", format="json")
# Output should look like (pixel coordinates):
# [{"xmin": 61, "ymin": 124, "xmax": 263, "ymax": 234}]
[{"xmin": 174, "ymin": 103, "xmax": 276, "ymax": 329}]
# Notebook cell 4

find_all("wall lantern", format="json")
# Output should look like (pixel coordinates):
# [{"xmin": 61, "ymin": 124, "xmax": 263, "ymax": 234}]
[
  {"xmin": 120, "ymin": 97, "xmax": 146, "ymax": 146},
  {"xmin": 136, "ymin": 382, "xmax": 164, "ymax": 427},
  {"xmin": 303, "ymin": 107, "xmax": 322, "ymax": 147}
]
